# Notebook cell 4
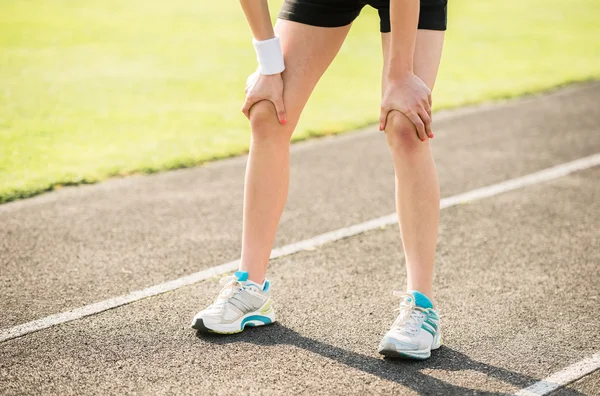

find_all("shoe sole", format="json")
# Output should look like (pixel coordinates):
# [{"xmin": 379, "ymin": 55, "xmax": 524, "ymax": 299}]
[
  {"xmin": 378, "ymin": 334, "xmax": 442, "ymax": 360},
  {"xmin": 192, "ymin": 316, "xmax": 275, "ymax": 334}
]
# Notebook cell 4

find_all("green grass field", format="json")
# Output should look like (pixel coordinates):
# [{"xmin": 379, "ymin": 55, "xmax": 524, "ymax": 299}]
[{"xmin": 1, "ymin": 0, "xmax": 599, "ymax": 203}]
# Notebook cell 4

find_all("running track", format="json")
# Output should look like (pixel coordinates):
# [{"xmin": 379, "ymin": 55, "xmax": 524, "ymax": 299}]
[{"xmin": 1, "ymin": 83, "xmax": 599, "ymax": 395}]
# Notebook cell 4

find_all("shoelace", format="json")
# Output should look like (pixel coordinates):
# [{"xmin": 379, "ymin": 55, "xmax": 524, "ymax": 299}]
[
  {"xmin": 217, "ymin": 275, "xmax": 243, "ymax": 299},
  {"xmin": 202, "ymin": 275, "xmax": 244, "ymax": 315},
  {"xmin": 391, "ymin": 291, "xmax": 426, "ymax": 336}
]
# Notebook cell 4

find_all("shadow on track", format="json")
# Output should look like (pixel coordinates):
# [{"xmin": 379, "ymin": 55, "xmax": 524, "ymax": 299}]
[{"xmin": 196, "ymin": 323, "xmax": 583, "ymax": 396}]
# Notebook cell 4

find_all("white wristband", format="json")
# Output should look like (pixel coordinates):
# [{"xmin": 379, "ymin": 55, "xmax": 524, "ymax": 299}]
[{"xmin": 252, "ymin": 36, "xmax": 285, "ymax": 75}]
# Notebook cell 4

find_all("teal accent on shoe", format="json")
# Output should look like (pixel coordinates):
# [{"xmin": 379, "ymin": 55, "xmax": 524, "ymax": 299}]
[
  {"xmin": 234, "ymin": 271, "xmax": 249, "ymax": 282},
  {"xmin": 394, "ymin": 350, "xmax": 431, "ymax": 360},
  {"xmin": 422, "ymin": 323, "xmax": 436, "ymax": 336},
  {"xmin": 263, "ymin": 280, "xmax": 270, "ymax": 292},
  {"xmin": 425, "ymin": 319, "xmax": 438, "ymax": 330},
  {"xmin": 409, "ymin": 290, "xmax": 433, "ymax": 309},
  {"xmin": 240, "ymin": 315, "xmax": 271, "ymax": 328}
]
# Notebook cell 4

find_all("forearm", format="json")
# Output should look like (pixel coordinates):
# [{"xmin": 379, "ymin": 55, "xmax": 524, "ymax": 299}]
[
  {"xmin": 240, "ymin": 0, "xmax": 275, "ymax": 40},
  {"xmin": 387, "ymin": 0, "xmax": 419, "ymax": 78},
  {"xmin": 239, "ymin": 0, "xmax": 284, "ymax": 75}
]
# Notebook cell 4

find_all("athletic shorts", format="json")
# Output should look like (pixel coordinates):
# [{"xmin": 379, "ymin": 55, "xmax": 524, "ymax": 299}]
[{"xmin": 279, "ymin": 0, "xmax": 447, "ymax": 33}]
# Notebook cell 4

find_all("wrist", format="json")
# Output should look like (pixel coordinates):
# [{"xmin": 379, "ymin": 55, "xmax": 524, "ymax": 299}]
[
  {"xmin": 386, "ymin": 54, "xmax": 414, "ymax": 80},
  {"xmin": 386, "ymin": 68, "xmax": 413, "ymax": 80},
  {"xmin": 253, "ymin": 36, "xmax": 285, "ymax": 76}
]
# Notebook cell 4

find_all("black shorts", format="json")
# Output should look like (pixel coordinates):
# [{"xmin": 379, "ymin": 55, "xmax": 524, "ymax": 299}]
[{"xmin": 279, "ymin": 0, "xmax": 447, "ymax": 33}]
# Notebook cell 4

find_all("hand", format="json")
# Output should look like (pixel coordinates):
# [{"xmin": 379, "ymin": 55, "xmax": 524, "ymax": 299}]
[
  {"xmin": 241, "ymin": 71, "xmax": 287, "ymax": 125},
  {"xmin": 379, "ymin": 73, "xmax": 433, "ymax": 141}
]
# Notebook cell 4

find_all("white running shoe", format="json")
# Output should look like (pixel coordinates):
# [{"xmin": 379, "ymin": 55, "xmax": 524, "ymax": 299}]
[
  {"xmin": 378, "ymin": 290, "xmax": 442, "ymax": 360},
  {"xmin": 191, "ymin": 271, "xmax": 276, "ymax": 334}
]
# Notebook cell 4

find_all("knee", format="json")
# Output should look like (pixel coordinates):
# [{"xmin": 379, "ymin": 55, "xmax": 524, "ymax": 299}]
[
  {"xmin": 384, "ymin": 111, "xmax": 423, "ymax": 154},
  {"xmin": 249, "ymin": 100, "xmax": 292, "ymax": 142}
]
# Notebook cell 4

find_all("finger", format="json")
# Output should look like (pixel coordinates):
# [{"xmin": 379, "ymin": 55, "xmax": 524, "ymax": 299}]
[
  {"xmin": 424, "ymin": 104, "xmax": 432, "ymax": 133},
  {"xmin": 424, "ymin": 101, "xmax": 432, "ymax": 119},
  {"xmin": 425, "ymin": 121, "xmax": 433, "ymax": 139},
  {"xmin": 408, "ymin": 112, "xmax": 427, "ymax": 141},
  {"xmin": 241, "ymin": 97, "xmax": 256, "ymax": 120},
  {"xmin": 379, "ymin": 108, "xmax": 389, "ymax": 131},
  {"xmin": 272, "ymin": 98, "xmax": 287, "ymax": 125},
  {"xmin": 419, "ymin": 108, "xmax": 433, "ymax": 138}
]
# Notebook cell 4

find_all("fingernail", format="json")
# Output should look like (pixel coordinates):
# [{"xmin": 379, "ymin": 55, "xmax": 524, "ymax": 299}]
[
  {"xmin": 422, "ymin": 137, "xmax": 427, "ymax": 141},
  {"xmin": 281, "ymin": 119, "xmax": 287, "ymax": 125},
  {"xmin": 430, "ymin": 133, "xmax": 434, "ymax": 138},
  {"xmin": 379, "ymin": 124, "xmax": 383, "ymax": 131}
]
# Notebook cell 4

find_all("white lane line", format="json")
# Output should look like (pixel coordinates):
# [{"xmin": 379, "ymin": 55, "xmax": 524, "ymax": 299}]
[
  {"xmin": 514, "ymin": 354, "xmax": 600, "ymax": 396},
  {"xmin": 2, "ymin": 153, "xmax": 600, "ymax": 343}
]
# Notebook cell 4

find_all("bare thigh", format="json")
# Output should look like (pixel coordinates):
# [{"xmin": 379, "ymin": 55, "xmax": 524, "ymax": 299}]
[
  {"xmin": 250, "ymin": 20, "xmax": 352, "ymax": 133},
  {"xmin": 381, "ymin": 30, "xmax": 445, "ymax": 94}
]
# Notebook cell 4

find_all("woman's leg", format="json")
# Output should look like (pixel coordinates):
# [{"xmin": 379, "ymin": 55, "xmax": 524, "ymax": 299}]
[
  {"xmin": 381, "ymin": 30, "xmax": 445, "ymax": 300},
  {"xmin": 241, "ymin": 20, "xmax": 351, "ymax": 283}
]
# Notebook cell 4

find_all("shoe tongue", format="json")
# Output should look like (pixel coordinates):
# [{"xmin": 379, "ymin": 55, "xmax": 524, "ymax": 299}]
[
  {"xmin": 234, "ymin": 270, "xmax": 249, "ymax": 282},
  {"xmin": 409, "ymin": 290, "xmax": 433, "ymax": 309},
  {"xmin": 215, "ymin": 271, "xmax": 248, "ymax": 301}
]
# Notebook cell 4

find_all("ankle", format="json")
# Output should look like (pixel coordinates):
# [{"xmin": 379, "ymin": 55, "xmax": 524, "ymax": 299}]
[
  {"xmin": 244, "ymin": 272, "xmax": 266, "ymax": 286},
  {"xmin": 247, "ymin": 277, "xmax": 266, "ymax": 287},
  {"xmin": 238, "ymin": 266, "xmax": 266, "ymax": 285}
]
